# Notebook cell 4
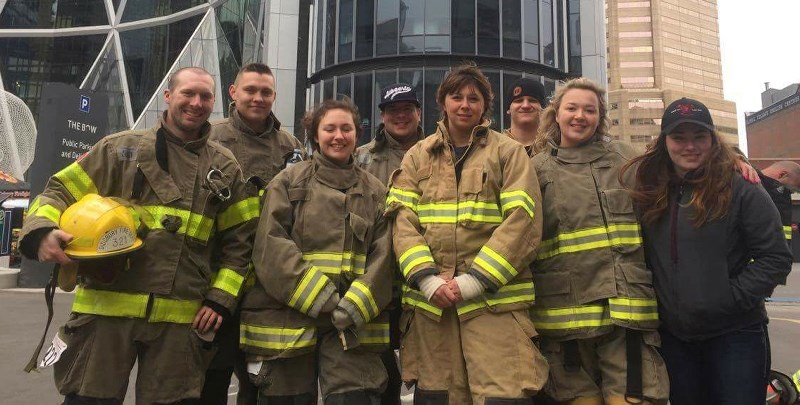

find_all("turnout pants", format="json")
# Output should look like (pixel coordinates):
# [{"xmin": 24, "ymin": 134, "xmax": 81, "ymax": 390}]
[
  {"xmin": 399, "ymin": 308, "xmax": 549, "ymax": 405},
  {"xmin": 538, "ymin": 326, "xmax": 669, "ymax": 404},
  {"xmin": 250, "ymin": 325, "xmax": 387, "ymax": 401},
  {"xmin": 54, "ymin": 314, "xmax": 216, "ymax": 405}
]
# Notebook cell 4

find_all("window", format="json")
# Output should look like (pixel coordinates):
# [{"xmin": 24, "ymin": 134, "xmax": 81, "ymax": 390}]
[
  {"xmin": 542, "ymin": 0, "xmax": 554, "ymax": 66},
  {"xmin": 618, "ymin": 16, "xmax": 651, "ymax": 23},
  {"xmin": 618, "ymin": 31, "xmax": 652, "ymax": 38},
  {"xmin": 620, "ymin": 61, "xmax": 654, "ymax": 68},
  {"xmin": 618, "ymin": 1, "xmax": 650, "ymax": 8},
  {"xmin": 477, "ymin": 0, "xmax": 500, "ymax": 56},
  {"xmin": 620, "ymin": 46, "xmax": 653, "ymax": 53},
  {"xmin": 0, "ymin": 0, "xmax": 110, "ymax": 28},
  {"xmin": 376, "ymin": 0, "xmax": 399, "ymax": 55},
  {"xmin": 325, "ymin": 0, "xmax": 337, "ymax": 66},
  {"xmin": 425, "ymin": 0, "xmax": 450, "ymax": 52},
  {"xmin": 354, "ymin": 73, "xmax": 373, "ymax": 144},
  {"xmin": 400, "ymin": 0, "xmax": 425, "ymax": 53},
  {"xmin": 502, "ymin": 0, "xmax": 522, "ymax": 59},
  {"xmin": 523, "ymin": 0, "xmax": 540, "ymax": 62},
  {"xmin": 630, "ymin": 118, "xmax": 661, "ymax": 126},
  {"xmin": 338, "ymin": 0, "xmax": 354, "ymax": 62},
  {"xmin": 628, "ymin": 98, "xmax": 664, "ymax": 109},
  {"xmin": 621, "ymin": 76, "xmax": 654, "ymax": 88},
  {"xmin": 631, "ymin": 135, "xmax": 655, "ymax": 143},
  {"xmin": 452, "ymin": 0, "xmax": 476, "ymax": 54},
  {"xmin": 355, "ymin": 0, "xmax": 375, "ymax": 58}
]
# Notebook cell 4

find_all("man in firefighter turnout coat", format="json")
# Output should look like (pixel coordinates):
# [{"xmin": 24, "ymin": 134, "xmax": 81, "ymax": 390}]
[
  {"xmin": 240, "ymin": 99, "xmax": 394, "ymax": 405},
  {"xmin": 354, "ymin": 82, "xmax": 426, "ymax": 405},
  {"xmin": 530, "ymin": 77, "xmax": 669, "ymax": 404},
  {"xmin": 204, "ymin": 62, "xmax": 306, "ymax": 405},
  {"xmin": 386, "ymin": 63, "xmax": 549, "ymax": 405},
  {"xmin": 20, "ymin": 67, "xmax": 258, "ymax": 405},
  {"xmin": 503, "ymin": 77, "xmax": 547, "ymax": 157}
]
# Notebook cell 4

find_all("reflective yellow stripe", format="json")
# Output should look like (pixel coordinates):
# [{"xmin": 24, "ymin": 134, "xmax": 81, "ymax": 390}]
[
  {"xmin": 536, "ymin": 223, "xmax": 642, "ymax": 260},
  {"xmin": 472, "ymin": 245, "xmax": 517, "ymax": 285},
  {"xmin": 344, "ymin": 280, "xmax": 379, "ymax": 322},
  {"xmin": 287, "ymin": 266, "xmax": 330, "ymax": 314},
  {"xmin": 240, "ymin": 324, "xmax": 317, "ymax": 350},
  {"xmin": 28, "ymin": 197, "xmax": 42, "ymax": 216},
  {"xmin": 401, "ymin": 284, "xmax": 443, "ymax": 317},
  {"xmin": 456, "ymin": 281, "xmax": 535, "ymax": 316},
  {"xmin": 784, "ymin": 226, "xmax": 792, "ymax": 240},
  {"xmin": 32, "ymin": 204, "xmax": 62, "ymax": 224},
  {"xmin": 359, "ymin": 322, "xmax": 390, "ymax": 345},
  {"xmin": 302, "ymin": 251, "xmax": 366, "ymax": 275},
  {"xmin": 793, "ymin": 369, "xmax": 800, "ymax": 393},
  {"xmin": 387, "ymin": 187, "xmax": 420, "ymax": 210},
  {"xmin": 53, "ymin": 162, "xmax": 98, "ymax": 201},
  {"xmin": 532, "ymin": 304, "xmax": 612, "ymax": 330},
  {"xmin": 398, "ymin": 245, "xmax": 435, "ymax": 277},
  {"xmin": 500, "ymin": 190, "xmax": 535, "ymax": 218},
  {"xmin": 417, "ymin": 201, "xmax": 503, "ymax": 224},
  {"xmin": 217, "ymin": 196, "xmax": 261, "ymax": 231},
  {"xmin": 608, "ymin": 297, "xmax": 659, "ymax": 321},
  {"xmin": 212, "ymin": 268, "xmax": 245, "ymax": 297},
  {"xmin": 141, "ymin": 206, "xmax": 215, "ymax": 241},
  {"xmin": 150, "ymin": 297, "xmax": 202, "ymax": 323},
  {"xmin": 72, "ymin": 287, "xmax": 200, "ymax": 323}
]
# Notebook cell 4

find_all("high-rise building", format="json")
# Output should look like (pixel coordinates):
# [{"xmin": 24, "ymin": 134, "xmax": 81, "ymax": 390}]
[
  {"xmin": 605, "ymin": 0, "xmax": 738, "ymax": 146},
  {"xmin": 746, "ymin": 83, "xmax": 800, "ymax": 169}
]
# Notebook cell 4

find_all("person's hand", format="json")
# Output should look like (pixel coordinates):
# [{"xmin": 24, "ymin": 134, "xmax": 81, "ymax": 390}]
[
  {"xmin": 735, "ymin": 159, "xmax": 760, "ymax": 184},
  {"xmin": 430, "ymin": 279, "xmax": 458, "ymax": 308},
  {"xmin": 193, "ymin": 305, "xmax": 223, "ymax": 334},
  {"xmin": 38, "ymin": 229, "xmax": 74, "ymax": 264},
  {"xmin": 446, "ymin": 279, "xmax": 463, "ymax": 303}
]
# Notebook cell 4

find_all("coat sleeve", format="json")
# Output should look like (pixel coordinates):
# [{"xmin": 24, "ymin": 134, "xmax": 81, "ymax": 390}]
[
  {"xmin": 385, "ymin": 151, "xmax": 438, "ymax": 288},
  {"xmin": 251, "ymin": 172, "xmax": 337, "ymax": 318},
  {"xmin": 466, "ymin": 145, "xmax": 543, "ymax": 292},
  {"xmin": 20, "ymin": 138, "xmax": 122, "ymax": 258},
  {"xmin": 338, "ymin": 183, "xmax": 394, "ymax": 328},
  {"xmin": 206, "ymin": 159, "xmax": 259, "ymax": 312},
  {"xmin": 730, "ymin": 181, "xmax": 793, "ymax": 310}
]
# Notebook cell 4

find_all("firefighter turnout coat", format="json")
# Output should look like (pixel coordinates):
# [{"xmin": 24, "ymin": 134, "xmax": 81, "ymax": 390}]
[
  {"xmin": 387, "ymin": 120, "xmax": 542, "ymax": 320},
  {"xmin": 355, "ymin": 124, "xmax": 425, "ymax": 185},
  {"xmin": 531, "ymin": 139, "xmax": 659, "ymax": 341},
  {"xmin": 21, "ymin": 117, "xmax": 258, "ymax": 323},
  {"xmin": 240, "ymin": 152, "xmax": 394, "ymax": 360}
]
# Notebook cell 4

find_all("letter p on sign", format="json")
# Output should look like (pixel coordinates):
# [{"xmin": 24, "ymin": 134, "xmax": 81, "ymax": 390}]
[{"xmin": 80, "ymin": 95, "xmax": 90, "ymax": 113}]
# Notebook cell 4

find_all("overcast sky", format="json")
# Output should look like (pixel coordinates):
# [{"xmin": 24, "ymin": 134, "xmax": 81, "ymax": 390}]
[{"xmin": 717, "ymin": 1, "xmax": 800, "ymax": 154}]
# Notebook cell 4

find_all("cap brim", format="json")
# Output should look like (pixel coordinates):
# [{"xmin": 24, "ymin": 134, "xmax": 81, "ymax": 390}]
[
  {"xmin": 378, "ymin": 100, "xmax": 421, "ymax": 111},
  {"xmin": 662, "ymin": 119, "xmax": 714, "ymax": 136},
  {"xmin": 65, "ymin": 239, "xmax": 144, "ymax": 259}
]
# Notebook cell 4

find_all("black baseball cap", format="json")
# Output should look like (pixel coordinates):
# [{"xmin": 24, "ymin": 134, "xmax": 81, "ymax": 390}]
[
  {"xmin": 661, "ymin": 98, "xmax": 714, "ymax": 135},
  {"xmin": 506, "ymin": 78, "xmax": 547, "ymax": 110},
  {"xmin": 378, "ymin": 83, "xmax": 421, "ymax": 110}
]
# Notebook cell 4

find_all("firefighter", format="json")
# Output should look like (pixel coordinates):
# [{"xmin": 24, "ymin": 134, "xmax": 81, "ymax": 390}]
[
  {"xmin": 758, "ymin": 161, "xmax": 800, "ymax": 247},
  {"xmin": 241, "ymin": 98, "xmax": 394, "ymax": 405},
  {"xmin": 20, "ymin": 66, "xmax": 258, "ymax": 404},
  {"xmin": 354, "ymin": 82, "xmax": 425, "ymax": 405},
  {"xmin": 203, "ymin": 62, "xmax": 306, "ymax": 405},
  {"xmin": 530, "ymin": 77, "xmax": 669, "ymax": 405},
  {"xmin": 386, "ymin": 62, "xmax": 549, "ymax": 405},
  {"xmin": 504, "ymin": 77, "xmax": 547, "ymax": 157}
]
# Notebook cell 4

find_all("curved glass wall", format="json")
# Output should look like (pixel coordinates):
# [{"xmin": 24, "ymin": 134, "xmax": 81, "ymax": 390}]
[
  {"xmin": 311, "ymin": 67, "xmax": 556, "ymax": 141},
  {"xmin": 0, "ymin": 0, "xmax": 109, "ymax": 29}
]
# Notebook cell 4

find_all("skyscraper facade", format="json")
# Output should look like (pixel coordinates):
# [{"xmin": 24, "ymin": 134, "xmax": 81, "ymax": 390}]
[{"xmin": 605, "ymin": 0, "xmax": 738, "ymax": 146}]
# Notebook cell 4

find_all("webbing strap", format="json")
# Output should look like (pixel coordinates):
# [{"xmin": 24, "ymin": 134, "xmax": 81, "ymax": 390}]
[
  {"xmin": 24, "ymin": 265, "xmax": 58, "ymax": 373},
  {"xmin": 625, "ymin": 329, "xmax": 645, "ymax": 403},
  {"xmin": 562, "ymin": 339, "xmax": 581, "ymax": 372}
]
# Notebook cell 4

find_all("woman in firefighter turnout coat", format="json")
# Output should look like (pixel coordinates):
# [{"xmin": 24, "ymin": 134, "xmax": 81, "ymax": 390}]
[
  {"xmin": 386, "ymin": 62, "xmax": 549, "ymax": 405},
  {"xmin": 530, "ymin": 77, "xmax": 670, "ymax": 405},
  {"xmin": 240, "ymin": 98, "xmax": 394, "ymax": 405}
]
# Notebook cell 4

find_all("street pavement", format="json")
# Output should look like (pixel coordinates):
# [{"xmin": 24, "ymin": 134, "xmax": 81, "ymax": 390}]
[{"xmin": 2, "ymin": 266, "xmax": 800, "ymax": 404}]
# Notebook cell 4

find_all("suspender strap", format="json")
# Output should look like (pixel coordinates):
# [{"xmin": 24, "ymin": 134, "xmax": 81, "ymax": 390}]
[
  {"xmin": 625, "ymin": 329, "xmax": 645, "ymax": 403},
  {"xmin": 24, "ymin": 264, "xmax": 59, "ymax": 373},
  {"xmin": 562, "ymin": 339, "xmax": 582, "ymax": 372}
]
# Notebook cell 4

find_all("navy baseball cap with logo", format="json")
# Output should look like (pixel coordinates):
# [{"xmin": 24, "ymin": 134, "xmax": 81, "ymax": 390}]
[
  {"xmin": 506, "ymin": 78, "xmax": 547, "ymax": 110},
  {"xmin": 378, "ymin": 83, "xmax": 421, "ymax": 110},
  {"xmin": 661, "ymin": 97, "xmax": 715, "ymax": 135}
]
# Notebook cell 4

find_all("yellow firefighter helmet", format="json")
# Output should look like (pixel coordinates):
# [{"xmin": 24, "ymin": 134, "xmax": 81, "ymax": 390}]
[{"xmin": 59, "ymin": 194, "xmax": 144, "ymax": 259}]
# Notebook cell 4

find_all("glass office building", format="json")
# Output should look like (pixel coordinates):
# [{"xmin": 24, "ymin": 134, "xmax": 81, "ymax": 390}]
[
  {"xmin": 306, "ymin": 0, "xmax": 604, "ymax": 140},
  {"xmin": 1, "ymin": 0, "xmax": 605, "ymax": 140},
  {"xmin": 0, "ymin": 0, "xmax": 266, "ymax": 134}
]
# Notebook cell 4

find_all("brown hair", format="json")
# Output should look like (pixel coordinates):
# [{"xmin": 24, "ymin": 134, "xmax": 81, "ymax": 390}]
[
  {"xmin": 167, "ymin": 67, "xmax": 213, "ymax": 91},
  {"xmin": 436, "ymin": 61, "xmax": 494, "ymax": 123},
  {"xmin": 301, "ymin": 98, "xmax": 361, "ymax": 152},
  {"xmin": 621, "ymin": 128, "xmax": 738, "ymax": 227},
  {"xmin": 533, "ymin": 77, "xmax": 610, "ymax": 153}
]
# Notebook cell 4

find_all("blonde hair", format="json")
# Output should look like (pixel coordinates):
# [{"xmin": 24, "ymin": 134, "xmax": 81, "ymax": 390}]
[{"xmin": 533, "ymin": 77, "xmax": 610, "ymax": 153}]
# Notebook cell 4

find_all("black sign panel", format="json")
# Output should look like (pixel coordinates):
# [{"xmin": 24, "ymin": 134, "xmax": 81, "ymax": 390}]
[{"xmin": 18, "ymin": 83, "xmax": 110, "ymax": 287}]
